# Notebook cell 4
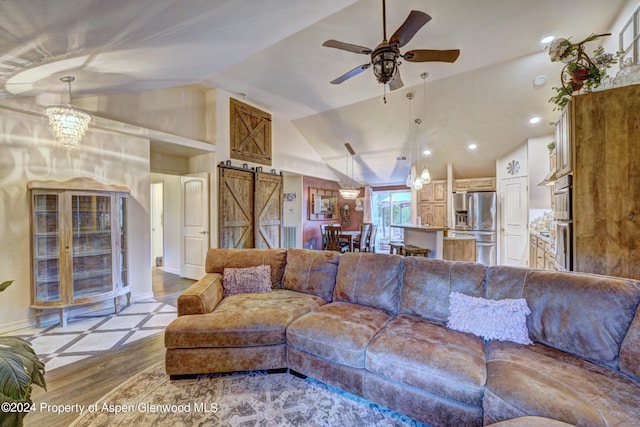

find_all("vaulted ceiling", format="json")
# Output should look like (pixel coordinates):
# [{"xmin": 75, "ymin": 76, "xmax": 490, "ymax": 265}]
[{"xmin": 0, "ymin": 0, "xmax": 631, "ymax": 184}]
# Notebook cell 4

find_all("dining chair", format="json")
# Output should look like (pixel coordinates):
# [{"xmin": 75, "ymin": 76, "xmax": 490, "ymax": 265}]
[
  {"xmin": 325, "ymin": 225, "xmax": 347, "ymax": 252},
  {"xmin": 320, "ymin": 224, "xmax": 329, "ymax": 250},
  {"xmin": 354, "ymin": 223, "xmax": 372, "ymax": 252},
  {"xmin": 366, "ymin": 224, "xmax": 378, "ymax": 253}
]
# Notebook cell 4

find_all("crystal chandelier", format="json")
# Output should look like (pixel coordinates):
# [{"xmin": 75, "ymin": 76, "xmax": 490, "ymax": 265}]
[
  {"xmin": 339, "ymin": 143, "xmax": 360, "ymax": 200},
  {"xmin": 45, "ymin": 76, "xmax": 92, "ymax": 150}
]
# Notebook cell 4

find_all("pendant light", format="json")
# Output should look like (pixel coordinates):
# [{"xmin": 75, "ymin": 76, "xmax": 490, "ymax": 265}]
[
  {"xmin": 419, "ymin": 72, "xmax": 431, "ymax": 184},
  {"xmin": 339, "ymin": 142, "xmax": 360, "ymax": 200},
  {"xmin": 45, "ymin": 76, "xmax": 92, "ymax": 150},
  {"xmin": 405, "ymin": 92, "xmax": 415, "ymax": 187},
  {"xmin": 413, "ymin": 118, "xmax": 423, "ymax": 190}
]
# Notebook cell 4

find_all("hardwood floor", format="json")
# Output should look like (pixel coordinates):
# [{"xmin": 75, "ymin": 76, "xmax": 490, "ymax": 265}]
[{"xmin": 27, "ymin": 269, "xmax": 194, "ymax": 427}]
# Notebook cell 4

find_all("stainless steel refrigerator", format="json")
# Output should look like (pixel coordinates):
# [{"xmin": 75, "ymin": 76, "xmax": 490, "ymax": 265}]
[{"xmin": 452, "ymin": 192, "xmax": 497, "ymax": 265}]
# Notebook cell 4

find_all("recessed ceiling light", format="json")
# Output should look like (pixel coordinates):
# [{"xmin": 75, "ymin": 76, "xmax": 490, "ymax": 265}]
[
  {"xmin": 423, "ymin": 149, "xmax": 432, "ymax": 156},
  {"xmin": 540, "ymin": 35, "xmax": 555, "ymax": 44},
  {"xmin": 533, "ymin": 75, "xmax": 547, "ymax": 86},
  {"xmin": 468, "ymin": 143, "xmax": 478, "ymax": 150},
  {"xmin": 529, "ymin": 116, "xmax": 542, "ymax": 125}
]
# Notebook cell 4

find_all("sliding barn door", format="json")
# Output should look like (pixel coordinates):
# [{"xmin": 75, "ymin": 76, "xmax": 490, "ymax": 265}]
[
  {"xmin": 255, "ymin": 172, "xmax": 282, "ymax": 248},
  {"xmin": 218, "ymin": 167, "xmax": 254, "ymax": 248}
]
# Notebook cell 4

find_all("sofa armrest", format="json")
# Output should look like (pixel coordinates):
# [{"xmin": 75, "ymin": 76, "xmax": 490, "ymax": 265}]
[{"xmin": 177, "ymin": 273, "xmax": 223, "ymax": 316}]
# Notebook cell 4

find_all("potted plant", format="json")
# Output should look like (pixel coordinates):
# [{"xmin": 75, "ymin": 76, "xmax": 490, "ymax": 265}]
[
  {"xmin": 0, "ymin": 280, "xmax": 46, "ymax": 427},
  {"xmin": 547, "ymin": 33, "xmax": 619, "ymax": 110}
]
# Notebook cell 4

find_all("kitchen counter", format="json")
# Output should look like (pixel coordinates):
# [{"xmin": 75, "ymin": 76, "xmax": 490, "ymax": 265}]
[
  {"xmin": 443, "ymin": 235, "xmax": 476, "ymax": 240},
  {"xmin": 391, "ymin": 224, "xmax": 448, "ymax": 259}
]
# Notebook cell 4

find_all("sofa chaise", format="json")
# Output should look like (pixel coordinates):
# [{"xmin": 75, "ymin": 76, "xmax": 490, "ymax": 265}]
[{"xmin": 164, "ymin": 248, "xmax": 640, "ymax": 426}]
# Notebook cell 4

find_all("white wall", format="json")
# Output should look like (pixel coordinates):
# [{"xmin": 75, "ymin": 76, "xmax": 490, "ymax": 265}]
[
  {"xmin": 527, "ymin": 135, "xmax": 554, "ymax": 212},
  {"xmin": 283, "ymin": 174, "xmax": 304, "ymax": 248},
  {"xmin": 76, "ymin": 85, "xmax": 214, "ymax": 143},
  {"xmin": 0, "ymin": 99, "xmax": 151, "ymax": 331}
]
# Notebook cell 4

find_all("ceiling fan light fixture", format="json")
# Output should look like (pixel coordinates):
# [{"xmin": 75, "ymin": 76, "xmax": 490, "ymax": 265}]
[
  {"xmin": 45, "ymin": 76, "xmax": 92, "ymax": 150},
  {"xmin": 372, "ymin": 47, "xmax": 399, "ymax": 84}
]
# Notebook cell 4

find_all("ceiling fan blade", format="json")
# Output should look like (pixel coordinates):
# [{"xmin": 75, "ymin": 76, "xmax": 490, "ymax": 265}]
[
  {"xmin": 322, "ymin": 40, "xmax": 372, "ymax": 55},
  {"xmin": 403, "ymin": 49, "xmax": 460, "ymax": 63},
  {"xmin": 329, "ymin": 63, "xmax": 371, "ymax": 84},
  {"xmin": 388, "ymin": 69, "xmax": 404, "ymax": 91},
  {"xmin": 389, "ymin": 10, "xmax": 431, "ymax": 47}
]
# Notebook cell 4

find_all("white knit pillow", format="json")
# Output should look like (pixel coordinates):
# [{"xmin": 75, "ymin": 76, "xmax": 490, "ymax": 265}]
[{"xmin": 447, "ymin": 292, "xmax": 533, "ymax": 345}]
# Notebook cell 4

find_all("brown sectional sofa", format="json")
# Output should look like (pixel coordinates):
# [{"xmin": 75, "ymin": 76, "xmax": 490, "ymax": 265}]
[{"xmin": 164, "ymin": 248, "xmax": 640, "ymax": 426}]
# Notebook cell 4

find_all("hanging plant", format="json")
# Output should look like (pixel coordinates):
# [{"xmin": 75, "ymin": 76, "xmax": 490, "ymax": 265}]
[{"xmin": 547, "ymin": 33, "xmax": 619, "ymax": 110}]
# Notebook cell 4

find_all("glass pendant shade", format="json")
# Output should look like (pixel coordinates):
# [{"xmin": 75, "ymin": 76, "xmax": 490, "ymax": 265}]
[
  {"xmin": 46, "ymin": 76, "xmax": 92, "ymax": 150},
  {"xmin": 414, "ymin": 177, "xmax": 423, "ymax": 190},
  {"xmin": 420, "ymin": 167, "xmax": 431, "ymax": 185}
]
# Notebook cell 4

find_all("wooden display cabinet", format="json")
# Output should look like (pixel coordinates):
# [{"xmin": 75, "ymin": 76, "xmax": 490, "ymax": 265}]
[{"xmin": 28, "ymin": 178, "xmax": 130, "ymax": 327}]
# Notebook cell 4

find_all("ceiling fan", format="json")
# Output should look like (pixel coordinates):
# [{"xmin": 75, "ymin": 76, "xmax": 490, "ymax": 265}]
[{"xmin": 322, "ymin": 0, "xmax": 460, "ymax": 91}]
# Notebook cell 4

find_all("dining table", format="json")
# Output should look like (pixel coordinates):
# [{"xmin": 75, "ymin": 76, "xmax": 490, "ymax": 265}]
[{"xmin": 339, "ymin": 230, "xmax": 361, "ymax": 252}]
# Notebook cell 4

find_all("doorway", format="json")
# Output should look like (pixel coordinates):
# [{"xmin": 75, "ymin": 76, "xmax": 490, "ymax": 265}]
[
  {"xmin": 151, "ymin": 182, "xmax": 164, "ymax": 268},
  {"xmin": 371, "ymin": 189, "xmax": 411, "ymax": 252}
]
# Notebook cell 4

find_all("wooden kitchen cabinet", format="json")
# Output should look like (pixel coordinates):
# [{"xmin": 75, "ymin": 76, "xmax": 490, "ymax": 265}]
[
  {"xmin": 453, "ymin": 177, "xmax": 496, "ymax": 192},
  {"xmin": 417, "ymin": 202, "xmax": 447, "ymax": 227},
  {"xmin": 529, "ymin": 235, "xmax": 538, "ymax": 267},
  {"xmin": 417, "ymin": 181, "xmax": 433, "ymax": 202},
  {"xmin": 572, "ymin": 84, "xmax": 640, "ymax": 280},
  {"xmin": 555, "ymin": 103, "xmax": 572, "ymax": 178},
  {"xmin": 417, "ymin": 180, "xmax": 447, "ymax": 227},
  {"xmin": 443, "ymin": 238, "xmax": 476, "ymax": 262},
  {"xmin": 28, "ymin": 178, "xmax": 130, "ymax": 327},
  {"xmin": 433, "ymin": 180, "xmax": 446, "ymax": 202}
]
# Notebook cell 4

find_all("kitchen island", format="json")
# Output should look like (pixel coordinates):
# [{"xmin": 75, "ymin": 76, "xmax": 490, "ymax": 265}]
[{"xmin": 391, "ymin": 225, "xmax": 448, "ymax": 259}]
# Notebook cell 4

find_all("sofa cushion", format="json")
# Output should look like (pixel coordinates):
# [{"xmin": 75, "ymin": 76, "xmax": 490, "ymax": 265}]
[
  {"xmin": 287, "ymin": 301, "xmax": 392, "ymax": 368},
  {"xmin": 400, "ymin": 258, "xmax": 486, "ymax": 322},
  {"xmin": 165, "ymin": 290, "xmax": 325, "ymax": 349},
  {"xmin": 333, "ymin": 252, "xmax": 403, "ymax": 314},
  {"xmin": 620, "ymin": 306, "xmax": 640, "ymax": 382},
  {"xmin": 282, "ymin": 249, "xmax": 340, "ymax": 301},
  {"xmin": 484, "ymin": 341, "xmax": 640, "ymax": 426},
  {"xmin": 366, "ymin": 314, "xmax": 486, "ymax": 407},
  {"xmin": 486, "ymin": 266, "xmax": 640, "ymax": 369},
  {"xmin": 222, "ymin": 265, "xmax": 272, "ymax": 296},
  {"xmin": 447, "ymin": 292, "xmax": 532, "ymax": 345},
  {"xmin": 204, "ymin": 248, "xmax": 287, "ymax": 288}
]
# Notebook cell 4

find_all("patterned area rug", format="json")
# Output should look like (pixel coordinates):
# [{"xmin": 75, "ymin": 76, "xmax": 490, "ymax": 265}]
[{"xmin": 70, "ymin": 362, "xmax": 429, "ymax": 427}]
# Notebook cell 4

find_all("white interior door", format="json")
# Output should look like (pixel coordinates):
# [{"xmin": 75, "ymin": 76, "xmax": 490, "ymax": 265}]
[
  {"xmin": 501, "ymin": 176, "xmax": 529, "ymax": 266},
  {"xmin": 181, "ymin": 173, "xmax": 209, "ymax": 279},
  {"xmin": 151, "ymin": 182, "xmax": 164, "ymax": 267}
]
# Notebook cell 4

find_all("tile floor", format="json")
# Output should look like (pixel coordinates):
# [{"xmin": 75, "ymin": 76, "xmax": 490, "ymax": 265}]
[{"xmin": 7, "ymin": 300, "xmax": 176, "ymax": 371}]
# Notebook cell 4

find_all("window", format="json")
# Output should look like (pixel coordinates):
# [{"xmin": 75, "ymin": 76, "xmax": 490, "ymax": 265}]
[
  {"xmin": 372, "ymin": 189, "xmax": 411, "ymax": 252},
  {"xmin": 620, "ymin": 4, "xmax": 640, "ymax": 66}
]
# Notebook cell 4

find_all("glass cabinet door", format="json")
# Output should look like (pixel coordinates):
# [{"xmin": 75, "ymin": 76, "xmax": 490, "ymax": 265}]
[
  {"xmin": 33, "ymin": 194, "xmax": 61, "ymax": 302},
  {"xmin": 71, "ymin": 194, "xmax": 114, "ymax": 299},
  {"xmin": 119, "ymin": 196, "xmax": 128, "ymax": 289}
]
